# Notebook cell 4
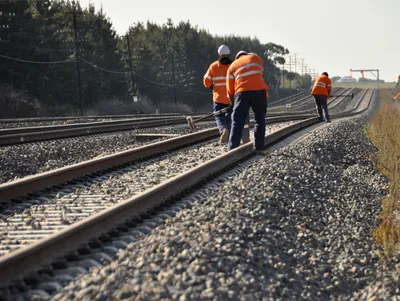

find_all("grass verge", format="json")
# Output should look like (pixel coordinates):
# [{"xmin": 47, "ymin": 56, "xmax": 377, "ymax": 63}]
[{"xmin": 369, "ymin": 87, "xmax": 400, "ymax": 257}]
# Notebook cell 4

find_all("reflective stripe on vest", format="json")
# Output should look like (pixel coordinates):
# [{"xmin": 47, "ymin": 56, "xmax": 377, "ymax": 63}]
[
  {"xmin": 212, "ymin": 76, "xmax": 227, "ymax": 81},
  {"xmin": 233, "ymin": 62, "xmax": 263, "ymax": 77},
  {"xmin": 236, "ymin": 69, "xmax": 263, "ymax": 80},
  {"xmin": 314, "ymin": 81, "xmax": 327, "ymax": 88}
]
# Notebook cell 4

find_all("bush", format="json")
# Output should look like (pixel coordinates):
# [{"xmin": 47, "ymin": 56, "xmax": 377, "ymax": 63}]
[{"xmin": 0, "ymin": 85, "xmax": 42, "ymax": 118}]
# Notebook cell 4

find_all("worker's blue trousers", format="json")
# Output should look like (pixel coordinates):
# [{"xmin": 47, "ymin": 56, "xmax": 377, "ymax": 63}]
[
  {"xmin": 228, "ymin": 90, "xmax": 267, "ymax": 150},
  {"xmin": 213, "ymin": 102, "xmax": 231, "ymax": 134},
  {"xmin": 313, "ymin": 95, "xmax": 330, "ymax": 121}
]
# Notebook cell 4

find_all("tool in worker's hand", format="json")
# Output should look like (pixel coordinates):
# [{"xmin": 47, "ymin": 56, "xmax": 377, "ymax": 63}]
[
  {"xmin": 330, "ymin": 93, "xmax": 354, "ymax": 99},
  {"xmin": 186, "ymin": 105, "xmax": 232, "ymax": 130}
]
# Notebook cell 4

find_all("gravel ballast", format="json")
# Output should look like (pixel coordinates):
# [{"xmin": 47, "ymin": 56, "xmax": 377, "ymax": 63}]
[{"xmin": 39, "ymin": 116, "xmax": 397, "ymax": 301}]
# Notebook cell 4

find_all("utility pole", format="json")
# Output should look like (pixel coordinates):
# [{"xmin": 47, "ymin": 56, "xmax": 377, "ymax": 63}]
[
  {"xmin": 72, "ymin": 1, "xmax": 84, "ymax": 116},
  {"xmin": 125, "ymin": 34, "xmax": 137, "ymax": 98},
  {"xmin": 289, "ymin": 56, "xmax": 292, "ymax": 88},
  {"xmin": 301, "ymin": 58, "xmax": 304, "ymax": 76},
  {"xmin": 294, "ymin": 53, "xmax": 297, "ymax": 74}
]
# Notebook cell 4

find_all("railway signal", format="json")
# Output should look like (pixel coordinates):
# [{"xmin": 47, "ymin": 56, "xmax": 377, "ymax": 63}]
[{"xmin": 349, "ymin": 68, "xmax": 380, "ymax": 93}]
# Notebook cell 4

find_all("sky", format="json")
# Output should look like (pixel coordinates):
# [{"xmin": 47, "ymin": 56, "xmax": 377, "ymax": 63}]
[{"xmin": 79, "ymin": 0, "xmax": 399, "ymax": 82}]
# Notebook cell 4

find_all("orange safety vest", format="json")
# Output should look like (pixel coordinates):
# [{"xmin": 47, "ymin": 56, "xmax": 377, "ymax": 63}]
[
  {"xmin": 226, "ymin": 54, "xmax": 268, "ymax": 96},
  {"xmin": 203, "ymin": 60, "xmax": 231, "ymax": 105},
  {"xmin": 311, "ymin": 75, "xmax": 332, "ymax": 96}
]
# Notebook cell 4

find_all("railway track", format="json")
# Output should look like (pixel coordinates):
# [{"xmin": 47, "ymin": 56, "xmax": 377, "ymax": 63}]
[
  {"xmin": 0, "ymin": 89, "xmax": 375, "ymax": 299},
  {"xmin": 269, "ymin": 88, "xmax": 361, "ymax": 115},
  {"xmin": 0, "ymin": 113, "xmax": 186, "ymax": 127},
  {"xmin": 268, "ymin": 87, "xmax": 345, "ymax": 111},
  {"xmin": 0, "ymin": 112, "xmax": 313, "ymax": 147},
  {"xmin": 0, "ymin": 116, "xmax": 200, "ymax": 146}
]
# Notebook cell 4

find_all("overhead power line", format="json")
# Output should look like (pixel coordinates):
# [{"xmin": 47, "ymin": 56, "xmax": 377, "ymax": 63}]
[
  {"xmin": 79, "ymin": 56, "xmax": 174, "ymax": 87},
  {"xmin": 0, "ymin": 54, "xmax": 76, "ymax": 64},
  {"xmin": 79, "ymin": 57, "xmax": 211, "ymax": 95}
]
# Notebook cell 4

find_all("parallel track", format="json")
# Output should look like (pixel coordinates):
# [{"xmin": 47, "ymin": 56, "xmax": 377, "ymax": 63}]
[
  {"xmin": 0, "ymin": 89, "xmax": 375, "ymax": 294},
  {"xmin": 0, "ymin": 112, "xmax": 313, "ymax": 146}
]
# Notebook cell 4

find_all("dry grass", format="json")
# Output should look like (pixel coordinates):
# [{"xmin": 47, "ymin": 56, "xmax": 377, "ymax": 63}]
[{"xmin": 370, "ymin": 87, "xmax": 400, "ymax": 257}]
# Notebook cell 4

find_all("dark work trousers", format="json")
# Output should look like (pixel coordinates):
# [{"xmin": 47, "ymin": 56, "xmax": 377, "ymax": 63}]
[
  {"xmin": 213, "ymin": 102, "xmax": 231, "ymax": 134},
  {"xmin": 228, "ymin": 90, "xmax": 267, "ymax": 150},
  {"xmin": 242, "ymin": 111, "xmax": 250, "ymax": 143},
  {"xmin": 313, "ymin": 94, "xmax": 330, "ymax": 121}
]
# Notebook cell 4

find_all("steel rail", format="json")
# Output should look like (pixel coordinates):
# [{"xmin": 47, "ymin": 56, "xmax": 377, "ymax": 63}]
[
  {"xmin": 0, "ymin": 116, "xmax": 183, "ymax": 136},
  {"xmin": 0, "ymin": 113, "xmax": 186, "ymax": 124}
]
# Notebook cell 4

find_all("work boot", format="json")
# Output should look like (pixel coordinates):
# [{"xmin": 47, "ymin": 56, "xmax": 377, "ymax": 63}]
[
  {"xmin": 219, "ymin": 129, "xmax": 229, "ymax": 144},
  {"xmin": 326, "ymin": 119, "xmax": 331, "ymax": 123}
]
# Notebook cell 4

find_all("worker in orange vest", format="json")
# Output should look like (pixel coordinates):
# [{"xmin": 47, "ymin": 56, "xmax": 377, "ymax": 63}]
[
  {"xmin": 203, "ymin": 45, "xmax": 233, "ymax": 144},
  {"xmin": 311, "ymin": 72, "xmax": 332, "ymax": 122},
  {"xmin": 226, "ymin": 51, "xmax": 268, "ymax": 151}
]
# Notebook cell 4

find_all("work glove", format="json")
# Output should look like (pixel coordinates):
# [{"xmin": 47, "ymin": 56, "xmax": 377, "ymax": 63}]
[{"xmin": 226, "ymin": 104, "xmax": 233, "ymax": 113}]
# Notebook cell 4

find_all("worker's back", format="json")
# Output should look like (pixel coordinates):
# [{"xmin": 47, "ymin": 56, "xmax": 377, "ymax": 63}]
[
  {"xmin": 227, "ymin": 54, "xmax": 268, "ymax": 95},
  {"xmin": 203, "ymin": 57, "xmax": 232, "ymax": 104},
  {"xmin": 312, "ymin": 74, "xmax": 332, "ymax": 96}
]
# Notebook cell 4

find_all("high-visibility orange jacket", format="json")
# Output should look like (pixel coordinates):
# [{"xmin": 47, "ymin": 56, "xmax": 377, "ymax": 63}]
[
  {"xmin": 226, "ymin": 53, "xmax": 268, "ymax": 96},
  {"xmin": 311, "ymin": 75, "xmax": 332, "ymax": 96},
  {"xmin": 203, "ymin": 58, "xmax": 232, "ymax": 105}
]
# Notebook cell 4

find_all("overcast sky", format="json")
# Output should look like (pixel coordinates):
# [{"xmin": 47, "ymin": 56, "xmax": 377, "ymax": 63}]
[{"xmin": 79, "ymin": 0, "xmax": 398, "ymax": 82}]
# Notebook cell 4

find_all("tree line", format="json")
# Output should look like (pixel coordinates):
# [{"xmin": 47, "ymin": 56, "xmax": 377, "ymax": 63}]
[{"xmin": 0, "ymin": 0, "xmax": 310, "ymax": 117}]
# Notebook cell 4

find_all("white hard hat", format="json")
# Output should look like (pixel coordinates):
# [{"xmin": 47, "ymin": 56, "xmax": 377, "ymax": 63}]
[
  {"xmin": 235, "ymin": 50, "xmax": 248, "ymax": 60},
  {"xmin": 218, "ymin": 45, "xmax": 230, "ymax": 56}
]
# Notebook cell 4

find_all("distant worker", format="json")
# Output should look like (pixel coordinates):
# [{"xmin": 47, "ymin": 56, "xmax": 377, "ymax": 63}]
[
  {"xmin": 311, "ymin": 72, "xmax": 332, "ymax": 123},
  {"xmin": 203, "ymin": 45, "xmax": 233, "ymax": 144},
  {"xmin": 226, "ymin": 51, "xmax": 268, "ymax": 151}
]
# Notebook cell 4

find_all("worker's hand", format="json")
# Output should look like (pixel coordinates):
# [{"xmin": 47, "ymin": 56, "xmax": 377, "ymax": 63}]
[
  {"xmin": 229, "ymin": 94, "xmax": 234, "ymax": 106},
  {"xmin": 227, "ymin": 104, "xmax": 233, "ymax": 112}
]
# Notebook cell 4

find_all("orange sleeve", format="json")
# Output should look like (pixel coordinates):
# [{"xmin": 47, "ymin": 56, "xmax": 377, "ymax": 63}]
[
  {"xmin": 226, "ymin": 65, "xmax": 235, "ymax": 96},
  {"xmin": 203, "ymin": 65, "xmax": 213, "ymax": 88}
]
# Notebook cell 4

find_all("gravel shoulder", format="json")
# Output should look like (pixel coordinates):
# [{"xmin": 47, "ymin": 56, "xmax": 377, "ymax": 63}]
[{"xmin": 40, "ymin": 115, "xmax": 395, "ymax": 301}]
